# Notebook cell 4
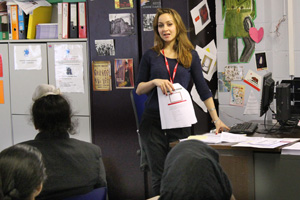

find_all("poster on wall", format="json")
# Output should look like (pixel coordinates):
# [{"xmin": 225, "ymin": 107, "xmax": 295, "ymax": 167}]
[
  {"xmin": 224, "ymin": 65, "xmax": 244, "ymax": 81},
  {"xmin": 115, "ymin": 0, "xmax": 133, "ymax": 9},
  {"xmin": 190, "ymin": 0, "xmax": 211, "ymax": 35},
  {"xmin": 92, "ymin": 61, "xmax": 112, "ymax": 91},
  {"xmin": 230, "ymin": 83, "xmax": 245, "ymax": 107},
  {"xmin": 222, "ymin": 0, "xmax": 257, "ymax": 63},
  {"xmin": 114, "ymin": 58, "xmax": 134, "ymax": 89},
  {"xmin": 243, "ymin": 69, "xmax": 262, "ymax": 91},
  {"xmin": 218, "ymin": 72, "xmax": 231, "ymax": 92},
  {"xmin": 14, "ymin": 45, "xmax": 42, "ymax": 70},
  {"xmin": 54, "ymin": 44, "xmax": 84, "ymax": 93},
  {"xmin": 255, "ymin": 52, "xmax": 268, "ymax": 71}
]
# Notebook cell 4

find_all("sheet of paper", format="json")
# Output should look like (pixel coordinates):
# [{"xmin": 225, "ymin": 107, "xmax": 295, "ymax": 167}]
[
  {"xmin": 158, "ymin": 83, "xmax": 197, "ymax": 129},
  {"xmin": 14, "ymin": 45, "xmax": 42, "ymax": 70},
  {"xmin": 54, "ymin": 44, "xmax": 84, "ymax": 93},
  {"xmin": 190, "ymin": 84, "xmax": 207, "ymax": 112},
  {"xmin": 243, "ymin": 69, "xmax": 262, "ymax": 91},
  {"xmin": 281, "ymin": 142, "xmax": 300, "ymax": 155},
  {"xmin": 232, "ymin": 138, "xmax": 299, "ymax": 149},
  {"xmin": 183, "ymin": 133, "xmax": 221, "ymax": 144},
  {"xmin": 13, "ymin": 0, "xmax": 51, "ymax": 15},
  {"xmin": 244, "ymin": 90, "xmax": 260, "ymax": 115},
  {"xmin": 195, "ymin": 45, "xmax": 216, "ymax": 81},
  {"xmin": 220, "ymin": 132, "xmax": 249, "ymax": 143}
]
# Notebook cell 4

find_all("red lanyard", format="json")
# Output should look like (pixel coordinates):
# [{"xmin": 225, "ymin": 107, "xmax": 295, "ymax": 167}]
[{"xmin": 162, "ymin": 49, "xmax": 178, "ymax": 84}]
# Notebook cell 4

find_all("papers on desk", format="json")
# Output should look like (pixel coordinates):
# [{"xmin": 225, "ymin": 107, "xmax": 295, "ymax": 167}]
[
  {"xmin": 157, "ymin": 83, "xmax": 197, "ymax": 129},
  {"xmin": 281, "ymin": 142, "xmax": 300, "ymax": 155},
  {"xmin": 181, "ymin": 132, "xmax": 300, "ymax": 149},
  {"xmin": 232, "ymin": 138, "xmax": 299, "ymax": 149},
  {"xmin": 182, "ymin": 132, "xmax": 249, "ymax": 144}
]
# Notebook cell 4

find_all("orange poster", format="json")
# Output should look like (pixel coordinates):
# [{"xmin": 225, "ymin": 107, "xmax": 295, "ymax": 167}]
[{"xmin": 0, "ymin": 80, "xmax": 4, "ymax": 104}]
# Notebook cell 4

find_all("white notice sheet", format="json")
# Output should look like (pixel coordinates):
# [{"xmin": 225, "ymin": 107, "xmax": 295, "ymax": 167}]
[
  {"xmin": 54, "ymin": 44, "xmax": 84, "ymax": 93},
  {"xmin": 157, "ymin": 83, "xmax": 197, "ymax": 129},
  {"xmin": 14, "ymin": 45, "xmax": 42, "ymax": 70}
]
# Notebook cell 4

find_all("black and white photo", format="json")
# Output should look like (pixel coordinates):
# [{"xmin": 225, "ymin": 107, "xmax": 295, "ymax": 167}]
[
  {"xmin": 109, "ymin": 13, "xmax": 135, "ymax": 36},
  {"xmin": 143, "ymin": 14, "xmax": 155, "ymax": 31},
  {"xmin": 95, "ymin": 39, "xmax": 115, "ymax": 56}
]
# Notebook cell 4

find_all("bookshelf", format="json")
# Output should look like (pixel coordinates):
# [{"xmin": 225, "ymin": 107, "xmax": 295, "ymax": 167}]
[{"xmin": 0, "ymin": 1, "xmax": 91, "ymax": 151}]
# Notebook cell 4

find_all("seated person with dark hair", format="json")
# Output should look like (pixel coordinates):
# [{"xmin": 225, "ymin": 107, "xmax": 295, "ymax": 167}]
[
  {"xmin": 21, "ymin": 84, "xmax": 107, "ymax": 200},
  {"xmin": 158, "ymin": 140, "xmax": 235, "ymax": 200},
  {"xmin": 0, "ymin": 144, "xmax": 47, "ymax": 200}
]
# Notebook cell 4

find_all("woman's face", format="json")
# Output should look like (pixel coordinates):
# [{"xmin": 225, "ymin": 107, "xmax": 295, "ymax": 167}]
[{"xmin": 157, "ymin": 13, "xmax": 177, "ymax": 45}]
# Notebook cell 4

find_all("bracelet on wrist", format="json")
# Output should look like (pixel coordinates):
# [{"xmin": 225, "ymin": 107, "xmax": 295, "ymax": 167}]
[
  {"xmin": 208, "ymin": 107, "xmax": 216, "ymax": 112},
  {"xmin": 212, "ymin": 118, "xmax": 219, "ymax": 124}
]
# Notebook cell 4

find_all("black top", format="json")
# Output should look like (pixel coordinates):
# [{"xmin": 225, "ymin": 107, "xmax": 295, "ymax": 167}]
[
  {"xmin": 136, "ymin": 49, "xmax": 212, "ymax": 112},
  {"xmin": 159, "ymin": 140, "xmax": 232, "ymax": 200},
  {"xmin": 21, "ymin": 131, "xmax": 107, "ymax": 200}
]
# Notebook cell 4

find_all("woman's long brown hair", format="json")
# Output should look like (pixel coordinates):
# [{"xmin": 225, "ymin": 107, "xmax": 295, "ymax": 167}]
[{"xmin": 152, "ymin": 8, "xmax": 194, "ymax": 68}]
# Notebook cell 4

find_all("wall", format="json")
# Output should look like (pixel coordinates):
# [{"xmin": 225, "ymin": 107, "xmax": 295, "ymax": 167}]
[
  {"xmin": 87, "ymin": 0, "xmax": 217, "ymax": 199},
  {"xmin": 216, "ymin": 0, "xmax": 300, "ymax": 127}
]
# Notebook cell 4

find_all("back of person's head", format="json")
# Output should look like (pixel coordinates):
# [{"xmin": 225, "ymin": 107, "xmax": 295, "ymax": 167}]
[
  {"xmin": 31, "ymin": 84, "xmax": 75, "ymax": 135},
  {"xmin": 0, "ymin": 144, "xmax": 47, "ymax": 200},
  {"xmin": 159, "ymin": 140, "xmax": 232, "ymax": 200}
]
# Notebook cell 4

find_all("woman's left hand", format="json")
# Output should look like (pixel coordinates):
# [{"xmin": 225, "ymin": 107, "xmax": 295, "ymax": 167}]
[{"xmin": 214, "ymin": 119, "xmax": 230, "ymax": 134}]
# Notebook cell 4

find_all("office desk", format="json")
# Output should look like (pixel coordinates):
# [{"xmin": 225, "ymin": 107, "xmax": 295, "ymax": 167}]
[{"xmin": 170, "ymin": 124, "xmax": 300, "ymax": 200}]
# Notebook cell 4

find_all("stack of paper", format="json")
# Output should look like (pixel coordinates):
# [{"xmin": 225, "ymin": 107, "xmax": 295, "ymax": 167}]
[
  {"xmin": 281, "ymin": 142, "xmax": 300, "ymax": 155},
  {"xmin": 36, "ymin": 23, "xmax": 57, "ymax": 39}
]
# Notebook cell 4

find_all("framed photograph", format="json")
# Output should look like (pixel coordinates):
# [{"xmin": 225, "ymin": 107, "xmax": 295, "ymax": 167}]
[
  {"xmin": 114, "ymin": 58, "xmax": 134, "ymax": 89},
  {"xmin": 109, "ymin": 13, "xmax": 135, "ymax": 37}
]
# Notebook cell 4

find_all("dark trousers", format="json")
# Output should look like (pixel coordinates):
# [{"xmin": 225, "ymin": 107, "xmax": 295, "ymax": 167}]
[{"xmin": 139, "ymin": 110, "xmax": 191, "ymax": 195}]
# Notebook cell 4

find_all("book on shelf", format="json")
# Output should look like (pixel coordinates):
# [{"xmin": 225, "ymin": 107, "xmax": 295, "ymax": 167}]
[
  {"xmin": 18, "ymin": 6, "xmax": 28, "ymax": 39},
  {"xmin": 78, "ymin": 2, "xmax": 86, "ymax": 38},
  {"xmin": 0, "ymin": 15, "xmax": 9, "ymax": 40},
  {"xmin": 69, "ymin": 2, "xmax": 78, "ymax": 38}
]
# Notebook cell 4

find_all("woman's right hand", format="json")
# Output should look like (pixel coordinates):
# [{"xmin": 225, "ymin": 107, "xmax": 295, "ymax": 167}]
[{"xmin": 153, "ymin": 79, "xmax": 175, "ymax": 95}]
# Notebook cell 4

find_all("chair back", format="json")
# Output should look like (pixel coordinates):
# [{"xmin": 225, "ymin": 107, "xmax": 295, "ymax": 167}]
[
  {"xmin": 63, "ymin": 187, "xmax": 107, "ymax": 200},
  {"xmin": 130, "ymin": 89, "xmax": 147, "ymax": 129}
]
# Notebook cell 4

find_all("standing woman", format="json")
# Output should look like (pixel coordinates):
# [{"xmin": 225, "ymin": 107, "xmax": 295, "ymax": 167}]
[{"xmin": 135, "ymin": 8, "xmax": 229, "ymax": 195}]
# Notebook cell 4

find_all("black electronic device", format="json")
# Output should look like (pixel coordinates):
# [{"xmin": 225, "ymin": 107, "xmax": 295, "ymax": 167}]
[
  {"xmin": 276, "ymin": 83, "xmax": 291, "ymax": 124},
  {"xmin": 260, "ymin": 72, "xmax": 275, "ymax": 117},
  {"xmin": 230, "ymin": 122, "xmax": 258, "ymax": 134}
]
